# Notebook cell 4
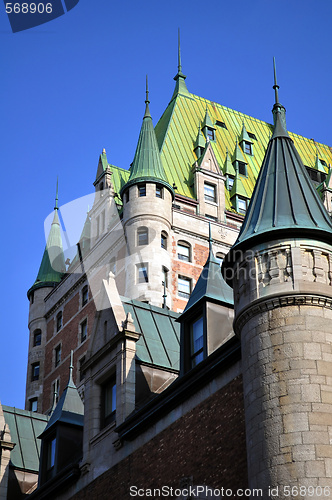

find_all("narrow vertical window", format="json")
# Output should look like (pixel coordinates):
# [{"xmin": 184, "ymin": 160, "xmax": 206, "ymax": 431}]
[
  {"xmin": 178, "ymin": 276, "xmax": 191, "ymax": 298},
  {"xmin": 30, "ymin": 398, "xmax": 38, "ymax": 412},
  {"xmin": 190, "ymin": 316, "xmax": 204, "ymax": 367},
  {"xmin": 46, "ymin": 437, "xmax": 56, "ymax": 480},
  {"xmin": 82, "ymin": 285, "xmax": 88, "ymax": 306},
  {"xmin": 137, "ymin": 265, "xmax": 148, "ymax": 283},
  {"xmin": 204, "ymin": 183, "xmax": 216, "ymax": 203},
  {"xmin": 79, "ymin": 356, "xmax": 86, "ymax": 382},
  {"xmin": 56, "ymin": 311, "xmax": 62, "ymax": 332},
  {"xmin": 156, "ymin": 184, "xmax": 163, "ymax": 198},
  {"xmin": 138, "ymin": 184, "xmax": 146, "ymax": 197},
  {"xmin": 81, "ymin": 319, "xmax": 87, "ymax": 343},
  {"xmin": 102, "ymin": 376, "xmax": 116, "ymax": 428},
  {"xmin": 161, "ymin": 231, "xmax": 167, "ymax": 249},
  {"xmin": 33, "ymin": 329, "xmax": 42, "ymax": 346},
  {"xmin": 137, "ymin": 227, "xmax": 148, "ymax": 246},
  {"xmin": 177, "ymin": 241, "xmax": 191, "ymax": 262},
  {"xmin": 55, "ymin": 345, "xmax": 61, "ymax": 367},
  {"xmin": 31, "ymin": 362, "xmax": 40, "ymax": 381}
]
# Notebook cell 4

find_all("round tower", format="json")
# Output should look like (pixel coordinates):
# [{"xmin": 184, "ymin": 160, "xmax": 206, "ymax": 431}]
[
  {"xmin": 26, "ymin": 187, "xmax": 65, "ymax": 413},
  {"xmin": 223, "ymin": 64, "xmax": 332, "ymax": 497},
  {"xmin": 120, "ymin": 78, "xmax": 174, "ymax": 308}
]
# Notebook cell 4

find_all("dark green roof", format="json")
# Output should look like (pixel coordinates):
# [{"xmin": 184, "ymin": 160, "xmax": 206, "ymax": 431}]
[
  {"xmin": 28, "ymin": 209, "xmax": 65, "ymax": 297},
  {"xmin": 181, "ymin": 232, "xmax": 233, "ymax": 318},
  {"xmin": 120, "ymin": 88, "xmax": 174, "ymax": 199},
  {"xmin": 223, "ymin": 97, "xmax": 332, "ymax": 273},
  {"xmin": 239, "ymin": 122, "xmax": 253, "ymax": 144},
  {"xmin": 2, "ymin": 406, "xmax": 48, "ymax": 472},
  {"xmin": 194, "ymin": 126, "xmax": 205, "ymax": 151},
  {"xmin": 40, "ymin": 361, "xmax": 84, "ymax": 437},
  {"xmin": 95, "ymin": 148, "xmax": 109, "ymax": 183},
  {"xmin": 122, "ymin": 298, "xmax": 180, "ymax": 370},
  {"xmin": 223, "ymin": 149, "xmax": 236, "ymax": 176}
]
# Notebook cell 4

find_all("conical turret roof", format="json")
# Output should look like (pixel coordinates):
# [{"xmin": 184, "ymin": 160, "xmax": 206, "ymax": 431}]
[
  {"xmin": 223, "ymin": 61, "xmax": 332, "ymax": 277},
  {"xmin": 120, "ymin": 78, "xmax": 174, "ymax": 199},
  {"xmin": 181, "ymin": 225, "xmax": 233, "ymax": 318},
  {"xmin": 28, "ymin": 187, "xmax": 65, "ymax": 297}
]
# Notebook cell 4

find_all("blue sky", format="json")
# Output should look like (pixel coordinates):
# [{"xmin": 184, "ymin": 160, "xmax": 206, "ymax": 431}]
[{"xmin": 1, "ymin": 0, "xmax": 332, "ymax": 408}]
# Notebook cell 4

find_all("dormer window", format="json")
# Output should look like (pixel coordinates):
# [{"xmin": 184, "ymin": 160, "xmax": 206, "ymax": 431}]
[
  {"xmin": 101, "ymin": 376, "xmax": 116, "ymax": 428},
  {"xmin": 204, "ymin": 183, "xmax": 216, "ymax": 203},
  {"xmin": 138, "ymin": 184, "xmax": 146, "ymax": 197},
  {"xmin": 243, "ymin": 142, "xmax": 252, "ymax": 155},
  {"xmin": 207, "ymin": 127, "xmax": 215, "ymax": 141},
  {"xmin": 238, "ymin": 162, "xmax": 247, "ymax": 176},
  {"xmin": 190, "ymin": 316, "xmax": 204, "ymax": 368},
  {"xmin": 46, "ymin": 437, "xmax": 56, "ymax": 481},
  {"xmin": 238, "ymin": 197, "xmax": 248, "ymax": 215},
  {"xmin": 227, "ymin": 176, "xmax": 234, "ymax": 191}
]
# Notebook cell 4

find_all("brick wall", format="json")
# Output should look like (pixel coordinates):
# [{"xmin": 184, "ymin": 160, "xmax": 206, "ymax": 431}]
[{"xmin": 70, "ymin": 376, "xmax": 247, "ymax": 499}]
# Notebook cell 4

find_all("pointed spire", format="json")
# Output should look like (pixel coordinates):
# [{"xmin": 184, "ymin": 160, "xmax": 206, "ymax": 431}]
[
  {"xmin": 28, "ymin": 185, "xmax": 66, "ymax": 298},
  {"xmin": 40, "ymin": 352, "xmax": 84, "ymax": 436},
  {"xmin": 272, "ymin": 58, "xmax": 287, "ymax": 133},
  {"xmin": 273, "ymin": 57, "xmax": 280, "ymax": 104},
  {"xmin": 232, "ymin": 139, "xmax": 246, "ymax": 165},
  {"xmin": 315, "ymin": 151, "xmax": 326, "ymax": 173},
  {"xmin": 180, "ymin": 224, "xmax": 233, "ymax": 317},
  {"xmin": 223, "ymin": 149, "xmax": 236, "ymax": 177},
  {"xmin": 120, "ymin": 79, "xmax": 174, "ymax": 199},
  {"xmin": 171, "ymin": 29, "xmax": 190, "ymax": 99},
  {"xmin": 239, "ymin": 121, "xmax": 253, "ymax": 145},
  {"xmin": 194, "ymin": 125, "xmax": 205, "ymax": 154},
  {"xmin": 222, "ymin": 62, "xmax": 332, "ymax": 278},
  {"xmin": 202, "ymin": 107, "xmax": 215, "ymax": 130},
  {"xmin": 144, "ymin": 74, "xmax": 151, "ymax": 118},
  {"xmin": 95, "ymin": 148, "xmax": 109, "ymax": 183},
  {"xmin": 55, "ymin": 177, "xmax": 59, "ymax": 210}
]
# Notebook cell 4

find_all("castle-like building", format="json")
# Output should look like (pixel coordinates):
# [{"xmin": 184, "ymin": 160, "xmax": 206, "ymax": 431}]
[{"xmin": 1, "ymin": 49, "xmax": 332, "ymax": 499}]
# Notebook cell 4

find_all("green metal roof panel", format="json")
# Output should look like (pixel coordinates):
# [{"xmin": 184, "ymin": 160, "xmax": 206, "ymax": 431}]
[
  {"xmin": 3, "ymin": 406, "xmax": 48, "ymax": 472},
  {"xmin": 122, "ymin": 298, "xmax": 180, "ymax": 370}
]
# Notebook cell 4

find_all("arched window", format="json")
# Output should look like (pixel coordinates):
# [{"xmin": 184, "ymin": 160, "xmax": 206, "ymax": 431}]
[
  {"xmin": 137, "ymin": 227, "xmax": 148, "ymax": 246},
  {"xmin": 161, "ymin": 231, "xmax": 167, "ymax": 250},
  {"xmin": 177, "ymin": 241, "xmax": 191, "ymax": 262}
]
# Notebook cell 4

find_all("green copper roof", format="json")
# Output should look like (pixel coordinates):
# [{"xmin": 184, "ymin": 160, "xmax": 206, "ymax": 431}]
[
  {"xmin": 223, "ymin": 149, "xmax": 236, "ymax": 177},
  {"xmin": 202, "ymin": 108, "xmax": 215, "ymax": 131},
  {"xmin": 223, "ymin": 83, "xmax": 332, "ymax": 268},
  {"xmin": 40, "ymin": 354, "xmax": 84, "ymax": 437},
  {"xmin": 170, "ymin": 29, "xmax": 190, "ymax": 101},
  {"xmin": 120, "ymin": 80, "xmax": 174, "ymax": 198},
  {"xmin": 315, "ymin": 152, "xmax": 326, "ymax": 173},
  {"xmin": 230, "ymin": 170, "xmax": 249, "ymax": 199},
  {"xmin": 181, "ymin": 226, "xmax": 233, "ymax": 317},
  {"xmin": 239, "ymin": 122, "xmax": 253, "ymax": 144},
  {"xmin": 28, "ymin": 204, "xmax": 65, "ymax": 297},
  {"xmin": 2, "ymin": 405, "xmax": 48, "ymax": 472}
]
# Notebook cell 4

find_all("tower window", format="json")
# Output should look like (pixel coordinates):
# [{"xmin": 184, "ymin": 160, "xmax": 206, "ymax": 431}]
[
  {"xmin": 177, "ymin": 241, "xmax": 191, "ymax": 262},
  {"xmin": 178, "ymin": 276, "xmax": 191, "ymax": 299},
  {"xmin": 82, "ymin": 285, "xmax": 89, "ymax": 307},
  {"xmin": 33, "ymin": 329, "xmax": 42, "ymax": 347},
  {"xmin": 137, "ymin": 227, "xmax": 148, "ymax": 246},
  {"xmin": 81, "ymin": 319, "xmax": 87, "ymax": 343},
  {"xmin": 30, "ymin": 398, "xmax": 38, "ymax": 412},
  {"xmin": 204, "ymin": 183, "xmax": 216, "ymax": 203},
  {"xmin": 138, "ymin": 184, "xmax": 146, "ymax": 197},
  {"xmin": 161, "ymin": 231, "xmax": 167, "ymax": 249},
  {"xmin": 156, "ymin": 184, "xmax": 163, "ymax": 198},
  {"xmin": 55, "ymin": 345, "xmax": 61, "ymax": 367},
  {"xmin": 31, "ymin": 362, "xmax": 40, "ymax": 381},
  {"xmin": 101, "ymin": 376, "xmax": 116, "ymax": 428},
  {"xmin": 56, "ymin": 312, "xmax": 62, "ymax": 332},
  {"xmin": 243, "ymin": 142, "xmax": 252, "ymax": 155},
  {"xmin": 238, "ymin": 162, "xmax": 247, "ymax": 176},
  {"xmin": 190, "ymin": 316, "xmax": 204, "ymax": 368},
  {"xmin": 137, "ymin": 264, "xmax": 148, "ymax": 283}
]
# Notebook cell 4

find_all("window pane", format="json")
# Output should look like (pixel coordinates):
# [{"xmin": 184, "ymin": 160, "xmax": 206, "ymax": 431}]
[
  {"xmin": 190, "ymin": 316, "xmax": 204, "ymax": 367},
  {"xmin": 161, "ymin": 232, "xmax": 167, "ymax": 249},
  {"xmin": 138, "ymin": 228, "xmax": 148, "ymax": 246},
  {"xmin": 178, "ymin": 277, "xmax": 191, "ymax": 298},
  {"xmin": 207, "ymin": 128, "xmax": 215, "ymax": 140},
  {"xmin": 34, "ymin": 330, "xmax": 41, "ymax": 346},
  {"xmin": 138, "ymin": 184, "xmax": 146, "ymax": 197},
  {"xmin": 32, "ymin": 363, "xmax": 40, "ymax": 381},
  {"xmin": 56, "ymin": 312, "xmax": 62, "ymax": 332},
  {"xmin": 238, "ymin": 162, "xmax": 247, "ymax": 176},
  {"xmin": 31, "ymin": 399, "xmax": 38, "ymax": 412},
  {"xmin": 178, "ymin": 243, "xmax": 190, "ymax": 261},
  {"xmin": 244, "ymin": 142, "xmax": 252, "ymax": 155},
  {"xmin": 138, "ymin": 266, "xmax": 148, "ymax": 283},
  {"xmin": 204, "ymin": 184, "xmax": 216, "ymax": 203},
  {"xmin": 82, "ymin": 286, "xmax": 88, "ymax": 306},
  {"xmin": 228, "ymin": 177, "xmax": 234, "ymax": 190},
  {"xmin": 47, "ymin": 438, "xmax": 56, "ymax": 470},
  {"xmin": 81, "ymin": 320, "xmax": 87, "ymax": 342},
  {"xmin": 156, "ymin": 185, "xmax": 163, "ymax": 198},
  {"xmin": 238, "ymin": 198, "xmax": 247, "ymax": 214}
]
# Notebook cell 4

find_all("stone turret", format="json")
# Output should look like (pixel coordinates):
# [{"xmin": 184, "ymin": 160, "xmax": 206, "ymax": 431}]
[
  {"xmin": 222, "ymin": 62, "xmax": 332, "ymax": 497},
  {"xmin": 26, "ymin": 185, "xmax": 65, "ymax": 413},
  {"xmin": 120, "ymin": 78, "xmax": 174, "ymax": 307}
]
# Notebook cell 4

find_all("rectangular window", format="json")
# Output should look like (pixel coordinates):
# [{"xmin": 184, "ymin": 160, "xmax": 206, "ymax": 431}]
[
  {"xmin": 238, "ymin": 162, "xmax": 247, "ymax": 176},
  {"xmin": 102, "ymin": 377, "xmax": 116, "ymax": 428},
  {"xmin": 244, "ymin": 142, "xmax": 252, "ymax": 155},
  {"xmin": 238, "ymin": 198, "xmax": 247, "ymax": 215},
  {"xmin": 31, "ymin": 362, "xmax": 40, "ymax": 381},
  {"xmin": 177, "ymin": 243, "xmax": 190, "ymax": 262},
  {"xmin": 137, "ymin": 228, "xmax": 148, "ymax": 246},
  {"xmin": 138, "ymin": 265, "xmax": 148, "ymax": 283},
  {"xmin": 205, "ymin": 214, "xmax": 218, "ymax": 221},
  {"xmin": 215, "ymin": 120, "xmax": 227, "ymax": 129},
  {"xmin": 81, "ymin": 320, "xmax": 87, "ymax": 343},
  {"xmin": 204, "ymin": 183, "xmax": 216, "ymax": 203},
  {"xmin": 156, "ymin": 185, "xmax": 163, "ymax": 198},
  {"xmin": 227, "ymin": 177, "xmax": 234, "ymax": 191},
  {"xmin": 138, "ymin": 184, "xmax": 146, "ymax": 197},
  {"xmin": 161, "ymin": 232, "xmax": 167, "ymax": 249},
  {"xmin": 178, "ymin": 276, "xmax": 191, "ymax": 299},
  {"xmin": 82, "ymin": 285, "xmax": 89, "ymax": 306},
  {"xmin": 34, "ymin": 330, "xmax": 42, "ymax": 346},
  {"xmin": 190, "ymin": 316, "xmax": 204, "ymax": 367},
  {"xmin": 46, "ymin": 437, "xmax": 56, "ymax": 480},
  {"xmin": 207, "ymin": 128, "xmax": 215, "ymax": 141},
  {"xmin": 30, "ymin": 398, "xmax": 38, "ymax": 412},
  {"xmin": 162, "ymin": 266, "xmax": 168, "ymax": 288},
  {"xmin": 56, "ymin": 312, "xmax": 62, "ymax": 332},
  {"xmin": 55, "ymin": 345, "xmax": 61, "ymax": 367}
]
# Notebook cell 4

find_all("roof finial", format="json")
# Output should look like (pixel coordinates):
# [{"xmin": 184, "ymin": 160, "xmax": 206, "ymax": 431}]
[
  {"xmin": 55, "ymin": 176, "xmax": 59, "ymax": 210},
  {"xmin": 208, "ymin": 222, "xmax": 213, "ymax": 254},
  {"xmin": 69, "ymin": 350, "xmax": 74, "ymax": 385},
  {"xmin": 273, "ymin": 57, "xmax": 280, "ymax": 104},
  {"xmin": 144, "ymin": 74, "xmax": 151, "ymax": 118},
  {"xmin": 178, "ymin": 28, "xmax": 182, "ymax": 74}
]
